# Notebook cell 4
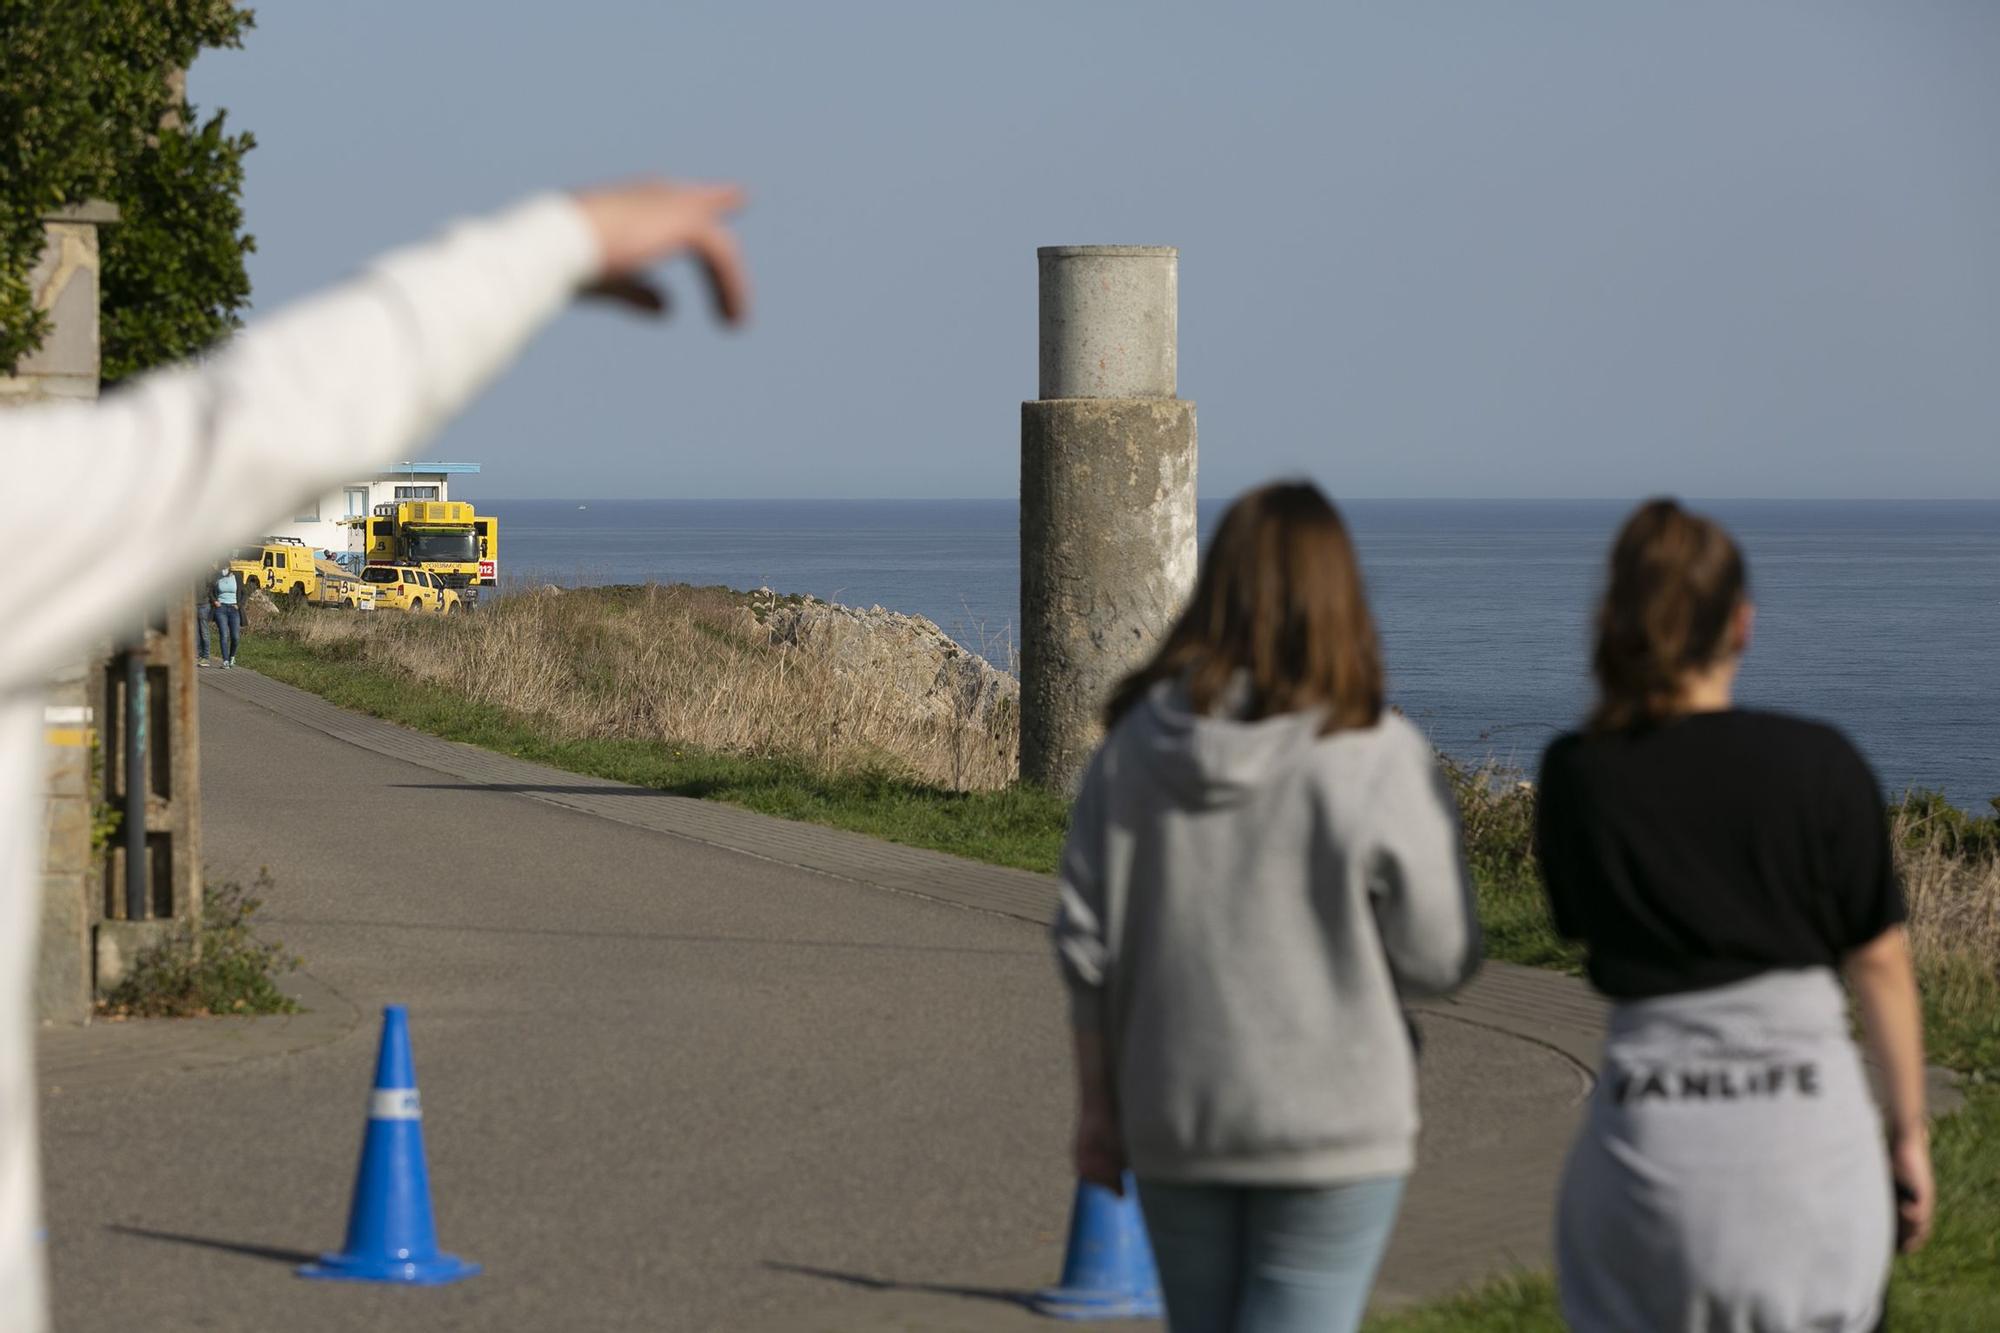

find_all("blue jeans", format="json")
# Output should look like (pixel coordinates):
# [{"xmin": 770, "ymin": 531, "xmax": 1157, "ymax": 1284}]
[
  {"xmin": 195, "ymin": 605, "xmax": 211, "ymax": 660},
  {"xmin": 212, "ymin": 604, "xmax": 242, "ymax": 661},
  {"xmin": 1138, "ymin": 1176, "xmax": 1406, "ymax": 1333}
]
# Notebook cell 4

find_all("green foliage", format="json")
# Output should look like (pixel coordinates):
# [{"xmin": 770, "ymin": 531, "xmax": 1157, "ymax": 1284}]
[
  {"xmin": 1438, "ymin": 755, "xmax": 1583, "ymax": 974},
  {"xmin": 0, "ymin": 0, "xmax": 254, "ymax": 377},
  {"xmin": 99, "ymin": 103, "xmax": 254, "ymax": 379},
  {"xmin": 1898, "ymin": 789, "xmax": 2000, "ymax": 865},
  {"xmin": 86, "ymin": 734, "xmax": 121, "ymax": 859},
  {"xmin": 100, "ymin": 870, "xmax": 300, "ymax": 1018}
]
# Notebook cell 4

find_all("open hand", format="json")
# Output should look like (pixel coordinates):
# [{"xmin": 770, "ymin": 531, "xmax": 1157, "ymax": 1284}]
[
  {"xmin": 1892, "ymin": 1126, "xmax": 1934, "ymax": 1254},
  {"xmin": 572, "ymin": 179, "xmax": 750, "ymax": 324}
]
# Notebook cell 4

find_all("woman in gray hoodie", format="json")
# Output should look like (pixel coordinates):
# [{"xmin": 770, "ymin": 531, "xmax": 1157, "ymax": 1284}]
[{"xmin": 1052, "ymin": 482, "xmax": 1482, "ymax": 1333}]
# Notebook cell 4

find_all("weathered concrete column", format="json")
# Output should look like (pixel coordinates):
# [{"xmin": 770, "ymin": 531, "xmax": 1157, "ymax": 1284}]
[
  {"xmin": 2, "ymin": 204, "xmax": 118, "ymax": 1023},
  {"xmin": 0, "ymin": 202, "xmax": 204, "ymax": 1023},
  {"xmin": 1020, "ymin": 246, "xmax": 1198, "ymax": 791},
  {"xmin": 0, "ymin": 202, "xmax": 118, "ymax": 405}
]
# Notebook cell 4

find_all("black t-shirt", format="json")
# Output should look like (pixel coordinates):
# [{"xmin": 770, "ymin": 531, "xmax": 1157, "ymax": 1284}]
[{"xmin": 1535, "ymin": 709, "xmax": 1904, "ymax": 1000}]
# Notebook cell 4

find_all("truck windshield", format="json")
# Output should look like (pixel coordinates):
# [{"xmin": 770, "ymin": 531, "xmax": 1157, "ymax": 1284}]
[{"xmin": 406, "ymin": 530, "xmax": 477, "ymax": 563}]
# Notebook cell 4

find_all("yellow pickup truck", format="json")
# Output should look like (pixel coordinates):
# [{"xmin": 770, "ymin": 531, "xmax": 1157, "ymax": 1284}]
[
  {"xmin": 230, "ymin": 539, "xmax": 321, "ymax": 604},
  {"xmin": 360, "ymin": 564, "xmax": 461, "ymax": 613}
]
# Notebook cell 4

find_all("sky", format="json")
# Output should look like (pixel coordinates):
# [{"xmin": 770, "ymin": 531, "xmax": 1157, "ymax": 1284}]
[{"xmin": 191, "ymin": 2, "xmax": 2000, "ymax": 502}]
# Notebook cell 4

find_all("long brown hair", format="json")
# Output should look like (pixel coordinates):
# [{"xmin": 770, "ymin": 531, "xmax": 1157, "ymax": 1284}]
[
  {"xmin": 1104, "ymin": 481, "xmax": 1384, "ymax": 734},
  {"xmin": 1590, "ymin": 498, "xmax": 1747, "ymax": 733}
]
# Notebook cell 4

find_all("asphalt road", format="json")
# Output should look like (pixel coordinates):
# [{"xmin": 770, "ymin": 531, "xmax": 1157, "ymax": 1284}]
[{"xmin": 37, "ymin": 678, "xmax": 1589, "ymax": 1332}]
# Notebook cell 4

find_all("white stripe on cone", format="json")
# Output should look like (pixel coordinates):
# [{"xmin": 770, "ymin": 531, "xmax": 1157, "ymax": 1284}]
[{"xmin": 369, "ymin": 1089, "xmax": 422, "ymax": 1120}]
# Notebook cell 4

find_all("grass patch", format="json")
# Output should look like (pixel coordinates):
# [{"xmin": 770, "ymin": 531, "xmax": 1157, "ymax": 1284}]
[
  {"xmin": 1365, "ymin": 1273, "xmax": 1561, "ymax": 1331},
  {"xmin": 1892, "ymin": 1087, "xmax": 2000, "ymax": 1327},
  {"xmin": 1440, "ymin": 757, "xmax": 1583, "ymax": 975},
  {"xmin": 237, "ymin": 633, "xmax": 1069, "ymax": 873},
  {"xmin": 99, "ymin": 872, "xmax": 301, "ymax": 1018}
]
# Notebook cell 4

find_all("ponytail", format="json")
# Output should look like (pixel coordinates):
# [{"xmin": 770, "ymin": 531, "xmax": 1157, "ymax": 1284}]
[{"xmin": 1589, "ymin": 498, "xmax": 1746, "ymax": 733}]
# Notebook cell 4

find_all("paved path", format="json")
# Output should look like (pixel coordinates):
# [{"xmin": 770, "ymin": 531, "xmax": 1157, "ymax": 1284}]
[{"xmin": 38, "ymin": 668, "xmax": 1610, "ymax": 1331}]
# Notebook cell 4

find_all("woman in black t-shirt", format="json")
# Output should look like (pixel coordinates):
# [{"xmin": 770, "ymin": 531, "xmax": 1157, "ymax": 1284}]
[{"xmin": 1536, "ymin": 498, "xmax": 1932, "ymax": 1333}]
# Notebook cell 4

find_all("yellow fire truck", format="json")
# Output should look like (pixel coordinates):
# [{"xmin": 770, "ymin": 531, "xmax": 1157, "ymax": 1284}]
[{"xmin": 344, "ymin": 501, "xmax": 499, "ymax": 595}]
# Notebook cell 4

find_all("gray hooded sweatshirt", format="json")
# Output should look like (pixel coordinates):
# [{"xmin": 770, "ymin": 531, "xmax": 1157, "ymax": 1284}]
[{"xmin": 1053, "ymin": 683, "xmax": 1481, "ymax": 1185}]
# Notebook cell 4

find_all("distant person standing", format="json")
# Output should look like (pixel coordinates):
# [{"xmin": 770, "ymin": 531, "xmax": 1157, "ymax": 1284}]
[
  {"xmin": 194, "ymin": 573, "xmax": 215, "ymax": 667},
  {"xmin": 1052, "ymin": 482, "xmax": 1481, "ymax": 1333},
  {"xmin": 209, "ymin": 565, "xmax": 241, "ymax": 668},
  {"xmin": 1536, "ymin": 499, "xmax": 1932, "ymax": 1332},
  {"xmin": 0, "ymin": 176, "xmax": 750, "ymax": 1333}
]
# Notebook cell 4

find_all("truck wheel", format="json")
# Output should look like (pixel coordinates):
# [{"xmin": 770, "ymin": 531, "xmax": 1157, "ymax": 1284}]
[
  {"xmin": 288, "ymin": 584, "xmax": 306, "ymax": 609},
  {"xmin": 244, "ymin": 576, "xmax": 261, "ymax": 590}
]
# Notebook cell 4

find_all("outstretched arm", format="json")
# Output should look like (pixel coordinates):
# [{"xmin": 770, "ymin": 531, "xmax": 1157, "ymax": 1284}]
[{"xmin": 0, "ymin": 179, "xmax": 748, "ymax": 697}]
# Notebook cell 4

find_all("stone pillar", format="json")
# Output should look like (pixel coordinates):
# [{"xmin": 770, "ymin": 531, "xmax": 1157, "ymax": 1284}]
[
  {"xmin": 1020, "ymin": 246, "xmax": 1198, "ymax": 792},
  {"xmin": 2, "ymin": 205, "xmax": 118, "ymax": 1022},
  {"xmin": 0, "ymin": 202, "xmax": 118, "ymax": 405}
]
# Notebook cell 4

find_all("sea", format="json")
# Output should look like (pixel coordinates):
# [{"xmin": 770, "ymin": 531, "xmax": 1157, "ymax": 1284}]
[{"xmin": 485, "ymin": 498, "xmax": 2000, "ymax": 810}]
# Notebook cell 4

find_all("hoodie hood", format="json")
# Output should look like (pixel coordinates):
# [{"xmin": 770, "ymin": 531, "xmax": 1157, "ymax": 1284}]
[{"xmin": 1139, "ymin": 678, "xmax": 1327, "ymax": 808}]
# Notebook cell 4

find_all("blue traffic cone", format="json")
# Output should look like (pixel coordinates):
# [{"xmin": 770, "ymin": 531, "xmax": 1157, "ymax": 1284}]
[
  {"xmin": 298, "ymin": 1005, "xmax": 480, "ymax": 1285},
  {"xmin": 1032, "ymin": 1173, "xmax": 1162, "ymax": 1320}
]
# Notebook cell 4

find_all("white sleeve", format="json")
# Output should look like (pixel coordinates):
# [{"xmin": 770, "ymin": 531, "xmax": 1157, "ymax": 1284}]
[
  {"xmin": 1365, "ymin": 719, "xmax": 1483, "ymax": 997},
  {"xmin": 0, "ymin": 193, "xmax": 599, "ymax": 695}
]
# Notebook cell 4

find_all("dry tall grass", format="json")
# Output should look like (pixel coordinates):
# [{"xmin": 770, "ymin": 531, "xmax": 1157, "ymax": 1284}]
[
  {"xmin": 1899, "ymin": 806, "xmax": 2000, "ymax": 974},
  {"xmin": 267, "ymin": 586, "xmax": 1019, "ymax": 790},
  {"xmin": 1893, "ymin": 802, "xmax": 2000, "ymax": 1072}
]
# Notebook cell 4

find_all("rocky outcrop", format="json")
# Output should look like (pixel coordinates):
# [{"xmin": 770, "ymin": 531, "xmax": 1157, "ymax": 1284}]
[{"xmin": 757, "ymin": 594, "xmax": 1017, "ymax": 731}]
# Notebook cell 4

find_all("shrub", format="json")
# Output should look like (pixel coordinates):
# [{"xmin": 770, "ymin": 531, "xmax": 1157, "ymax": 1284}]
[
  {"xmin": 99, "ymin": 871, "xmax": 300, "ymax": 1018},
  {"xmin": 1439, "ymin": 755, "xmax": 1583, "ymax": 973}
]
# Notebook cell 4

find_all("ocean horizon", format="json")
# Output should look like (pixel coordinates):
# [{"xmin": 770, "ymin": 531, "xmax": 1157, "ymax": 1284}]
[{"xmin": 475, "ymin": 497, "xmax": 2000, "ymax": 811}]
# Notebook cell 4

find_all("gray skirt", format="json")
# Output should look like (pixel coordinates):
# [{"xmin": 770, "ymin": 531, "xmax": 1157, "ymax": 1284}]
[{"xmin": 1557, "ymin": 968, "xmax": 1893, "ymax": 1333}]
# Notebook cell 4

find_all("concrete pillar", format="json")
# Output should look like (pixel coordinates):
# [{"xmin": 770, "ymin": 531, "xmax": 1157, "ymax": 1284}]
[
  {"xmin": 2, "ymin": 204, "xmax": 118, "ymax": 1022},
  {"xmin": 1020, "ymin": 246, "xmax": 1198, "ymax": 792},
  {"xmin": 36, "ymin": 667, "xmax": 97, "ymax": 1023},
  {"xmin": 0, "ymin": 202, "xmax": 202, "ymax": 1021}
]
